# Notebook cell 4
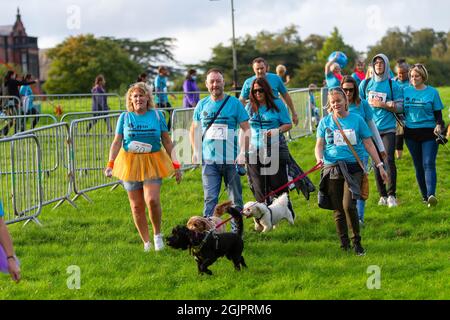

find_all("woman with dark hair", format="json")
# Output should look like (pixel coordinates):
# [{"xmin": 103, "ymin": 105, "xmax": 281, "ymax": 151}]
[
  {"xmin": 341, "ymin": 76, "xmax": 385, "ymax": 225},
  {"xmin": 2, "ymin": 70, "xmax": 37, "ymax": 134},
  {"xmin": 245, "ymin": 77, "xmax": 294, "ymax": 217},
  {"xmin": 87, "ymin": 74, "xmax": 112, "ymax": 132},
  {"xmin": 183, "ymin": 69, "xmax": 200, "ymax": 108}
]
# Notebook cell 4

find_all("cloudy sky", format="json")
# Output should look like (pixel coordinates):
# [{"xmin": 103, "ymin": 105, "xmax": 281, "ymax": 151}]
[{"xmin": 1, "ymin": 0, "xmax": 449, "ymax": 65}]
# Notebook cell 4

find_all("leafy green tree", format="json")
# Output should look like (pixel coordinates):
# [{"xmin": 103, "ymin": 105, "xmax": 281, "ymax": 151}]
[{"xmin": 44, "ymin": 34, "xmax": 141, "ymax": 94}]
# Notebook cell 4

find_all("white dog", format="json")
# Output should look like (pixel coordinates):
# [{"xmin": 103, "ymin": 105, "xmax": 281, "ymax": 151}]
[{"xmin": 242, "ymin": 193, "xmax": 294, "ymax": 233}]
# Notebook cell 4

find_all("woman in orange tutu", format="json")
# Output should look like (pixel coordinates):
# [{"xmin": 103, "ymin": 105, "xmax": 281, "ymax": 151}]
[{"xmin": 104, "ymin": 82, "xmax": 182, "ymax": 252}]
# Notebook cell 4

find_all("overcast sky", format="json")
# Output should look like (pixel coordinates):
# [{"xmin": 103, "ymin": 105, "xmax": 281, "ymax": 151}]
[{"xmin": 1, "ymin": 0, "xmax": 449, "ymax": 66}]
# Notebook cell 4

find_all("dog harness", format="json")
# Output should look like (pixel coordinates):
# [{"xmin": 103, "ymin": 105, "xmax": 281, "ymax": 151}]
[
  {"xmin": 190, "ymin": 231, "xmax": 220, "ymax": 256},
  {"xmin": 255, "ymin": 205, "xmax": 274, "ymax": 227}
]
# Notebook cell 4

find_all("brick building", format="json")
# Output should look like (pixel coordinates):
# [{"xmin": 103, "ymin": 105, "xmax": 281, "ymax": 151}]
[{"xmin": 0, "ymin": 8, "xmax": 39, "ymax": 79}]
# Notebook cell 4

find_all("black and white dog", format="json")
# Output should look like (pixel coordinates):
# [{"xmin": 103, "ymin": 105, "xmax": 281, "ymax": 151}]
[
  {"xmin": 166, "ymin": 206, "xmax": 247, "ymax": 275},
  {"xmin": 242, "ymin": 193, "xmax": 294, "ymax": 232}
]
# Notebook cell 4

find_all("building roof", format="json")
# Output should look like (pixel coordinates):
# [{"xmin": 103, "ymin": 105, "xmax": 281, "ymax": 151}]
[{"xmin": 0, "ymin": 25, "xmax": 13, "ymax": 36}]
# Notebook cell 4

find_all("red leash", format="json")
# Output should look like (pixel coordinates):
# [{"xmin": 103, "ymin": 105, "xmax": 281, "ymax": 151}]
[{"xmin": 214, "ymin": 161, "xmax": 324, "ymax": 230}]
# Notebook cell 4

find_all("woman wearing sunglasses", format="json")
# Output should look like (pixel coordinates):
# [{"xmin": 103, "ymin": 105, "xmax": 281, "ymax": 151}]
[
  {"xmin": 315, "ymin": 87, "xmax": 388, "ymax": 255},
  {"xmin": 403, "ymin": 64, "xmax": 445, "ymax": 207},
  {"xmin": 341, "ymin": 76, "xmax": 386, "ymax": 226},
  {"xmin": 245, "ymin": 77, "xmax": 294, "ymax": 218}
]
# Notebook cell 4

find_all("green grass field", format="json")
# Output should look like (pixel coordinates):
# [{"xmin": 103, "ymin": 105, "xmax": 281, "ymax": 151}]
[{"xmin": 0, "ymin": 89, "xmax": 449, "ymax": 300}]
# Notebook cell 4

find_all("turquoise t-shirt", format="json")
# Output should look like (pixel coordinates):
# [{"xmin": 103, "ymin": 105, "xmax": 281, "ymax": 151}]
[
  {"xmin": 193, "ymin": 95, "xmax": 249, "ymax": 163},
  {"xmin": 395, "ymin": 79, "xmax": 410, "ymax": 90},
  {"xmin": 240, "ymin": 73, "xmax": 287, "ymax": 100},
  {"xmin": 359, "ymin": 78, "xmax": 403, "ymax": 131},
  {"xmin": 19, "ymin": 85, "xmax": 33, "ymax": 112},
  {"xmin": 116, "ymin": 110, "xmax": 168, "ymax": 153},
  {"xmin": 403, "ymin": 86, "xmax": 444, "ymax": 129},
  {"xmin": 325, "ymin": 72, "xmax": 341, "ymax": 89},
  {"xmin": 245, "ymin": 99, "xmax": 291, "ymax": 148},
  {"xmin": 349, "ymin": 99, "xmax": 373, "ymax": 123},
  {"xmin": 0, "ymin": 201, "xmax": 4, "ymax": 218},
  {"xmin": 351, "ymin": 72, "xmax": 364, "ymax": 87},
  {"xmin": 154, "ymin": 75, "xmax": 168, "ymax": 103},
  {"xmin": 317, "ymin": 113, "xmax": 372, "ymax": 165}
]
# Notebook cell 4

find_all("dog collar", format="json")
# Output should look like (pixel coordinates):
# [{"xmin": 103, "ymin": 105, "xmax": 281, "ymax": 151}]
[{"xmin": 255, "ymin": 205, "xmax": 274, "ymax": 226}]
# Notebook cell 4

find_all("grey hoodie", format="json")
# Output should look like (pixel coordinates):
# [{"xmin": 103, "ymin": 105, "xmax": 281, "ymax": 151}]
[{"xmin": 371, "ymin": 53, "xmax": 391, "ymax": 82}]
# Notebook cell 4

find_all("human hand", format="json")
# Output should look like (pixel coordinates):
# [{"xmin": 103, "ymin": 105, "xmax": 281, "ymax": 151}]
[
  {"xmin": 380, "ymin": 151, "xmax": 388, "ymax": 162},
  {"xmin": 434, "ymin": 124, "xmax": 442, "ymax": 137},
  {"xmin": 104, "ymin": 167, "xmax": 113, "ymax": 178},
  {"xmin": 8, "ymin": 258, "xmax": 20, "ymax": 283},
  {"xmin": 369, "ymin": 98, "xmax": 384, "ymax": 108},
  {"xmin": 379, "ymin": 166, "xmax": 389, "ymax": 184},
  {"xmin": 192, "ymin": 152, "xmax": 199, "ymax": 165},
  {"xmin": 292, "ymin": 113, "xmax": 299, "ymax": 126},
  {"xmin": 235, "ymin": 152, "xmax": 246, "ymax": 165}
]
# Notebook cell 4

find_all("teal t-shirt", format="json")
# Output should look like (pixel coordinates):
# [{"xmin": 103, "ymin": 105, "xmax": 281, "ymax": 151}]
[
  {"xmin": 0, "ymin": 201, "xmax": 4, "ymax": 218},
  {"xmin": 245, "ymin": 99, "xmax": 291, "ymax": 149},
  {"xmin": 359, "ymin": 78, "xmax": 403, "ymax": 131},
  {"xmin": 193, "ymin": 95, "xmax": 249, "ymax": 163},
  {"xmin": 317, "ymin": 113, "xmax": 372, "ymax": 165},
  {"xmin": 154, "ymin": 75, "xmax": 168, "ymax": 103},
  {"xmin": 395, "ymin": 79, "xmax": 410, "ymax": 90},
  {"xmin": 240, "ymin": 73, "xmax": 287, "ymax": 100},
  {"xmin": 325, "ymin": 72, "xmax": 341, "ymax": 89},
  {"xmin": 349, "ymin": 99, "xmax": 373, "ymax": 123},
  {"xmin": 116, "ymin": 110, "xmax": 168, "ymax": 153},
  {"xmin": 403, "ymin": 86, "xmax": 444, "ymax": 129}
]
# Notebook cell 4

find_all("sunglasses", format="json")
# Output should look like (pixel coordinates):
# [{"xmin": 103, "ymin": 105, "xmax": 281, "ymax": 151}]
[
  {"xmin": 342, "ymin": 88, "xmax": 355, "ymax": 93},
  {"xmin": 252, "ymin": 88, "xmax": 265, "ymax": 94}
]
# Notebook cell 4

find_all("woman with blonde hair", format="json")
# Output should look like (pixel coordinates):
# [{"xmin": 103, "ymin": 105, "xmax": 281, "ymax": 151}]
[{"xmin": 105, "ymin": 82, "xmax": 182, "ymax": 252}]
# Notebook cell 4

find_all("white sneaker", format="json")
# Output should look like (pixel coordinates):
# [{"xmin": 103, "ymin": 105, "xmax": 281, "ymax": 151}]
[
  {"xmin": 427, "ymin": 195, "xmax": 438, "ymax": 208},
  {"xmin": 387, "ymin": 196, "xmax": 398, "ymax": 208},
  {"xmin": 154, "ymin": 234, "xmax": 164, "ymax": 251},
  {"xmin": 378, "ymin": 197, "xmax": 388, "ymax": 206},
  {"xmin": 144, "ymin": 241, "xmax": 152, "ymax": 252}
]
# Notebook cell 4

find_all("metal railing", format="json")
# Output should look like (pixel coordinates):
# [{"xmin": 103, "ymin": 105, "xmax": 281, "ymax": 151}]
[
  {"xmin": 0, "ymin": 134, "xmax": 43, "ymax": 225},
  {"xmin": 69, "ymin": 114, "xmax": 121, "ymax": 202},
  {"xmin": 15, "ymin": 123, "xmax": 75, "ymax": 210},
  {"xmin": 0, "ymin": 114, "xmax": 58, "ymax": 138},
  {"xmin": 170, "ymin": 108, "xmax": 197, "ymax": 171}
]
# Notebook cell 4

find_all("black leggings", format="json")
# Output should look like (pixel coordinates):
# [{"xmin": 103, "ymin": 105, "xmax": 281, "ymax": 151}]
[{"xmin": 374, "ymin": 132, "xmax": 397, "ymax": 197}]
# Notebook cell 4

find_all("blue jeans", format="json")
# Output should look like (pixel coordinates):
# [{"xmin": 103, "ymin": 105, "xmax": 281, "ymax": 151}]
[
  {"xmin": 356, "ymin": 157, "xmax": 368, "ymax": 222},
  {"xmin": 405, "ymin": 138, "xmax": 438, "ymax": 199},
  {"xmin": 202, "ymin": 164, "xmax": 243, "ymax": 218}
]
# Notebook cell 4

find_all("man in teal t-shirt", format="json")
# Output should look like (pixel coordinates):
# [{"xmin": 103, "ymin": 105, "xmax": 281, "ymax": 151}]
[
  {"xmin": 190, "ymin": 69, "xmax": 250, "ymax": 219},
  {"xmin": 239, "ymin": 57, "xmax": 298, "ymax": 126},
  {"xmin": 154, "ymin": 66, "xmax": 175, "ymax": 108}
]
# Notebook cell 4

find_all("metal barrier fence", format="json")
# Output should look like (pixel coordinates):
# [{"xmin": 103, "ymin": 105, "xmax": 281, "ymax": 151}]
[
  {"xmin": 287, "ymin": 89, "xmax": 313, "ymax": 140},
  {"xmin": 0, "ymin": 114, "xmax": 58, "ymax": 138},
  {"xmin": 15, "ymin": 123, "xmax": 75, "ymax": 210},
  {"xmin": 60, "ymin": 110, "xmax": 123, "ymax": 124},
  {"xmin": 69, "ymin": 114, "xmax": 121, "ymax": 202},
  {"xmin": 170, "ymin": 108, "xmax": 197, "ymax": 171},
  {"xmin": 31, "ymin": 93, "xmax": 124, "ymax": 116},
  {"xmin": 0, "ymin": 134, "xmax": 43, "ymax": 225}
]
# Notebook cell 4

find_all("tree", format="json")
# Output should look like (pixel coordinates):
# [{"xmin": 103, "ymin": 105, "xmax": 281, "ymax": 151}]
[
  {"xmin": 44, "ymin": 34, "xmax": 141, "ymax": 94},
  {"xmin": 106, "ymin": 37, "xmax": 177, "ymax": 77},
  {"xmin": 316, "ymin": 27, "xmax": 357, "ymax": 71}
]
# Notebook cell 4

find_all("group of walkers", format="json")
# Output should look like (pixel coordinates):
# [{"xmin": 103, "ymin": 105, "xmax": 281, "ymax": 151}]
[{"xmin": 1, "ymin": 52, "xmax": 446, "ymax": 282}]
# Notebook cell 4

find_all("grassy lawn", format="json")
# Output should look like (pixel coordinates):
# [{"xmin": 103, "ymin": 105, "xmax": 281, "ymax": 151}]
[{"xmin": 0, "ymin": 89, "xmax": 449, "ymax": 300}]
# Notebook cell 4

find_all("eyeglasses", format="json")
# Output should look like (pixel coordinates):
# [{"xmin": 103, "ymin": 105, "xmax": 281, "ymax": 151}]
[
  {"xmin": 252, "ymin": 88, "xmax": 265, "ymax": 94},
  {"xmin": 342, "ymin": 88, "xmax": 354, "ymax": 93}
]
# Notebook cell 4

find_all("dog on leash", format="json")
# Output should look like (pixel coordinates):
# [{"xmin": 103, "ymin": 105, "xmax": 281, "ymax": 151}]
[
  {"xmin": 167, "ymin": 205, "xmax": 247, "ymax": 275},
  {"xmin": 242, "ymin": 193, "xmax": 294, "ymax": 233},
  {"xmin": 186, "ymin": 201, "xmax": 233, "ymax": 234}
]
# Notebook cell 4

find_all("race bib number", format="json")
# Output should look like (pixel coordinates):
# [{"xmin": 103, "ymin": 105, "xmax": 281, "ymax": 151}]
[
  {"xmin": 128, "ymin": 141, "xmax": 152, "ymax": 153},
  {"xmin": 368, "ymin": 91, "xmax": 387, "ymax": 103},
  {"xmin": 205, "ymin": 124, "xmax": 228, "ymax": 140},
  {"xmin": 334, "ymin": 129, "xmax": 357, "ymax": 146}
]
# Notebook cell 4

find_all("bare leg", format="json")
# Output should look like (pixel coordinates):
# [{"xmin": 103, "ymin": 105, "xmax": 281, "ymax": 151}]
[
  {"xmin": 127, "ymin": 189, "xmax": 150, "ymax": 244},
  {"xmin": 143, "ymin": 183, "xmax": 162, "ymax": 236}
]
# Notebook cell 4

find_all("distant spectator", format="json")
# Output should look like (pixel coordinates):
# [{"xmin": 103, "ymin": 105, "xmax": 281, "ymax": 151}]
[
  {"xmin": 325, "ymin": 53, "xmax": 344, "ymax": 88},
  {"xmin": 182, "ymin": 69, "xmax": 200, "ymax": 108},
  {"xmin": 276, "ymin": 64, "xmax": 291, "ymax": 85},
  {"xmin": 19, "ymin": 74, "xmax": 40, "ymax": 129},
  {"xmin": 137, "ymin": 73, "xmax": 148, "ymax": 83},
  {"xmin": 351, "ymin": 59, "xmax": 366, "ymax": 87},
  {"xmin": 154, "ymin": 66, "xmax": 176, "ymax": 108},
  {"xmin": 87, "ymin": 75, "xmax": 112, "ymax": 133},
  {"xmin": 308, "ymin": 83, "xmax": 320, "ymax": 127},
  {"xmin": 393, "ymin": 59, "xmax": 410, "ymax": 159}
]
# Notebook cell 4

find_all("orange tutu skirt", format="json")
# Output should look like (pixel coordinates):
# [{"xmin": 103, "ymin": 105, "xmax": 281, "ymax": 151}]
[{"xmin": 112, "ymin": 149, "xmax": 174, "ymax": 182}]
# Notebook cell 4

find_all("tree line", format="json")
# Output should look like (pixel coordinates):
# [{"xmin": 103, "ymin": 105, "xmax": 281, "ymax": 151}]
[{"xmin": 41, "ymin": 26, "xmax": 450, "ymax": 94}]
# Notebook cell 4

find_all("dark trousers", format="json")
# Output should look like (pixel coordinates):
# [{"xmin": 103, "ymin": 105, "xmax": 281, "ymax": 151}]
[
  {"xmin": 374, "ymin": 132, "xmax": 397, "ymax": 197},
  {"xmin": 327, "ymin": 174, "xmax": 361, "ymax": 246},
  {"xmin": 395, "ymin": 124, "xmax": 404, "ymax": 151},
  {"xmin": 247, "ymin": 158, "xmax": 293, "ymax": 211}
]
